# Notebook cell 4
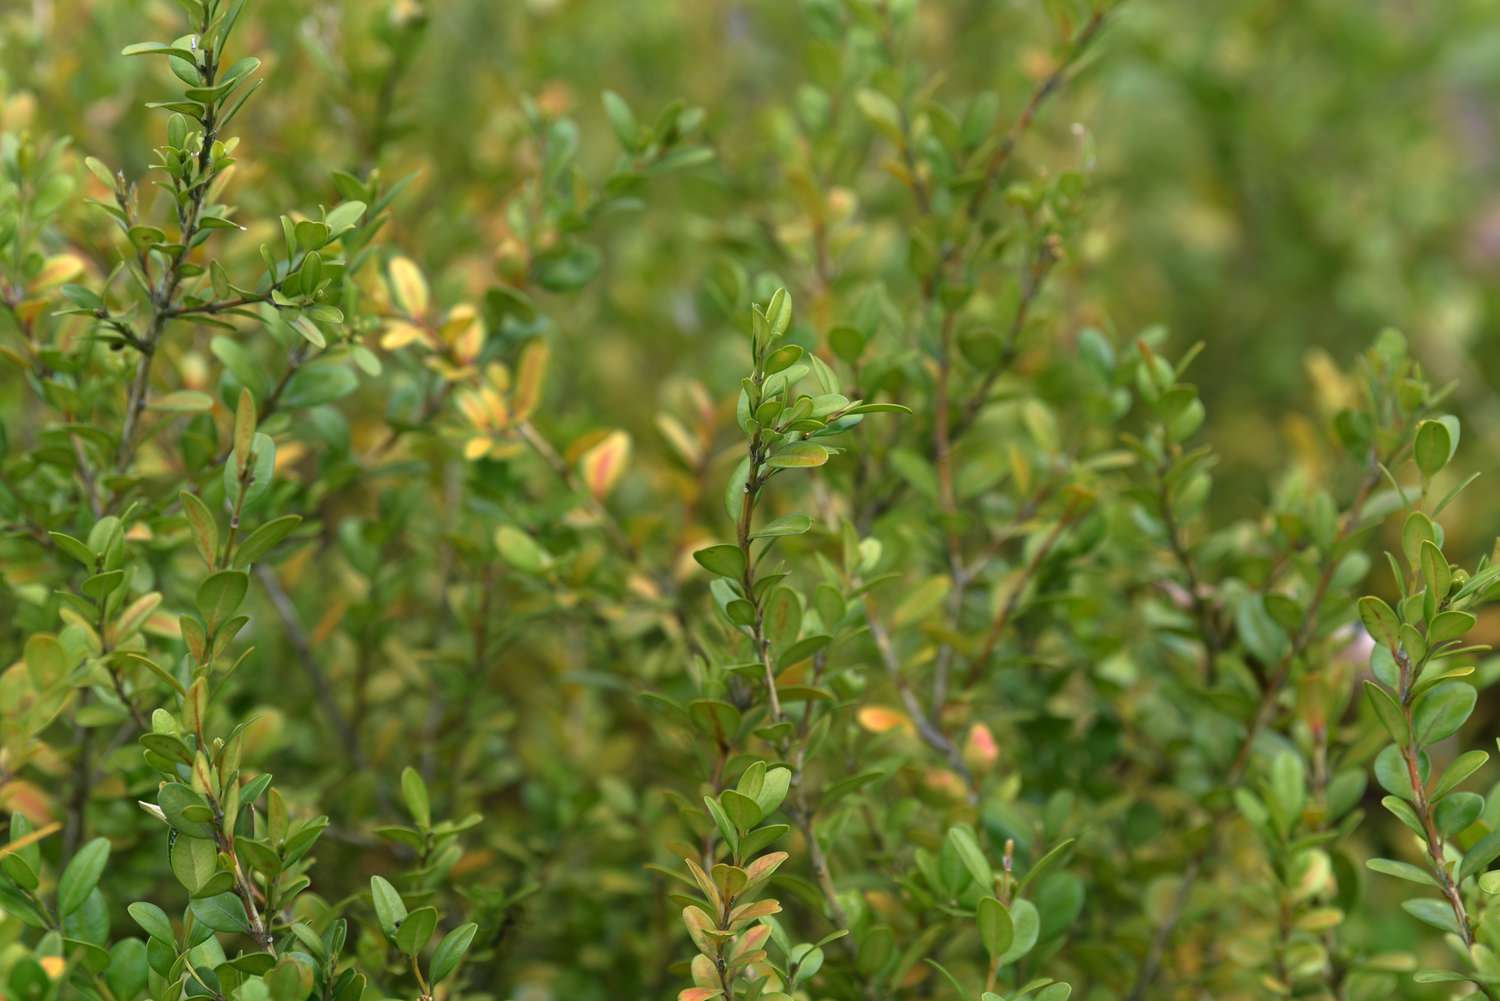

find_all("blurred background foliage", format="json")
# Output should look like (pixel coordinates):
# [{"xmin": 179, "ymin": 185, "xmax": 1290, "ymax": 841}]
[
  {"xmin": 5, "ymin": 0, "xmax": 1500, "ymax": 998},
  {"xmin": 9, "ymin": 0, "xmax": 1500, "ymax": 529}
]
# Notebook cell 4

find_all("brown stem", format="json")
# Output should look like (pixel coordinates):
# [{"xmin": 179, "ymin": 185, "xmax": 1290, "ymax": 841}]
[
  {"xmin": 862, "ymin": 595, "xmax": 976, "ymax": 801},
  {"xmin": 255, "ymin": 565, "xmax": 363, "ymax": 768},
  {"xmin": 115, "ymin": 27, "xmax": 223, "ymax": 480},
  {"xmin": 963, "ymin": 8, "xmax": 1115, "ymax": 225},
  {"xmin": 952, "ymin": 242, "xmax": 1057, "ymax": 440},
  {"xmin": 1127, "ymin": 451, "xmax": 1387, "ymax": 1001},
  {"xmin": 734, "ymin": 429, "xmax": 782, "ymax": 724},
  {"xmin": 967, "ymin": 508, "xmax": 1076, "ymax": 685},
  {"xmin": 516, "ymin": 419, "xmax": 639, "ymax": 564},
  {"xmin": 1156, "ymin": 461, "xmax": 1220, "ymax": 682}
]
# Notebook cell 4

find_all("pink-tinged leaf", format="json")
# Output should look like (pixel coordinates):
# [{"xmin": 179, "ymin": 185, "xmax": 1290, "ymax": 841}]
[
  {"xmin": 742, "ymin": 851, "xmax": 789, "ymax": 889},
  {"xmin": 679, "ymin": 990, "xmax": 723, "ymax": 1001},
  {"xmin": 731, "ymin": 922, "xmax": 773, "ymax": 956},
  {"xmin": 580, "ymin": 430, "xmax": 631, "ymax": 498},
  {"xmin": 964, "ymin": 722, "xmax": 999, "ymax": 772}
]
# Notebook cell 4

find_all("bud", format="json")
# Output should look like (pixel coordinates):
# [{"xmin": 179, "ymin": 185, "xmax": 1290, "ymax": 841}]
[{"xmin": 964, "ymin": 722, "xmax": 1000, "ymax": 774}]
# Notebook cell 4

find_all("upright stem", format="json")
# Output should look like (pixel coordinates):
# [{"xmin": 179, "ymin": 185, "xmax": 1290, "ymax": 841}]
[
  {"xmin": 1126, "ymin": 449, "xmax": 1390, "ymax": 1001},
  {"xmin": 735, "ymin": 422, "xmax": 782, "ymax": 724},
  {"xmin": 115, "ymin": 17, "xmax": 223, "ymax": 478},
  {"xmin": 1156, "ymin": 459, "xmax": 1219, "ymax": 682}
]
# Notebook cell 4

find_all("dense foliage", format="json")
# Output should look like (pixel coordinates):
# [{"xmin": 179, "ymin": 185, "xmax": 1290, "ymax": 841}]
[{"xmin": 5, "ymin": 2, "xmax": 1500, "ymax": 1000}]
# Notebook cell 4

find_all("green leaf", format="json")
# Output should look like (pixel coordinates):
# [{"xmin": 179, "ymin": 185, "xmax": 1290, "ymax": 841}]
[
  {"xmin": 149, "ymin": 390, "xmax": 214, "ymax": 412},
  {"xmin": 158, "ymin": 786, "xmax": 217, "ymax": 840},
  {"xmin": 233, "ymin": 515, "xmax": 302, "ymax": 566},
  {"xmin": 495, "ymin": 525, "xmax": 551, "ymax": 574},
  {"xmin": 325, "ymin": 200, "xmax": 367, "ymax": 233},
  {"xmin": 702, "ymin": 796, "xmax": 739, "ymax": 856},
  {"xmin": 602, "ymin": 90, "xmax": 638, "ymax": 149},
  {"xmin": 196, "ymin": 570, "xmax": 249, "ymax": 632},
  {"xmin": 1461, "ymin": 828, "xmax": 1500, "ymax": 881},
  {"xmin": 1364, "ymin": 682, "xmax": 1409, "ymax": 747},
  {"xmin": 24, "ymin": 634, "xmax": 68, "ymax": 689},
  {"xmin": 121, "ymin": 42, "xmax": 201, "ymax": 61},
  {"xmin": 181, "ymin": 492, "xmax": 220, "ymax": 567},
  {"xmin": 1401, "ymin": 897, "xmax": 1460, "ymax": 935},
  {"xmin": 395, "ymin": 905, "xmax": 437, "ymax": 956},
  {"xmin": 764, "ymin": 344, "xmax": 804, "ymax": 375},
  {"xmin": 845, "ymin": 402, "xmax": 912, "ymax": 415},
  {"xmin": 224, "ymin": 431, "xmax": 277, "ymax": 509},
  {"xmin": 1365, "ymin": 858, "xmax": 1437, "ymax": 886},
  {"xmin": 189, "ymin": 893, "xmax": 251, "ymax": 934},
  {"xmin": 401, "ymin": 767, "xmax": 431, "ymax": 829},
  {"xmin": 1357, "ymin": 595, "xmax": 1400, "ymax": 647},
  {"xmin": 767, "ymin": 443, "xmax": 829, "ymax": 468},
  {"xmin": 720, "ymin": 789, "xmax": 763, "ymax": 831},
  {"xmin": 1419, "ymin": 540, "xmax": 1452, "ymax": 600},
  {"xmin": 996, "ymin": 898, "xmax": 1040, "ymax": 967},
  {"xmin": 58, "ymin": 838, "xmax": 110, "ymax": 916},
  {"xmin": 127, "ymin": 901, "xmax": 176, "ymax": 944},
  {"xmin": 429, "ymin": 922, "xmax": 478, "ymax": 984},
  {"xmin": 49, "ymin": 532, "xmax": 97, "ymax": 568},
  {"xmin": 169, "ymin": 834, "xmax": 218, "ymax": 891},
  {"xmin": 946, "ymin": 826, "xmax": 992, "ymax": 891},
  {"xmin": 977, "ymin": 896, "xmax": 1013, "ymax": 959},
  {"xmin": 1429, "ymin": 610, "xmax": 1476, "ymax": 645},
  {"xmin": 105, "ymin": 938, "xmax": 149, "ymax": 1000},
  {"xmin": 753, "ymin": 767, "xmax": 791, "ymax": 817},
  {"xmin": 370, "ymin": 876, "xmax": 406, "ymax": 939},
  {"xmin": 281, "ymin": 366, "xmax": 357, "ymax": 408},
  {"xmin": 1414, "ymin": 419, "xmax": 1453, "ymax": 479},
  {"xmin": 750, "ymin": 514, "xmax": 814, "ymax": 539},
  {"xmin": 1413, "ymin": 682, "xmax": 1476, "ymax": 744},
  {"xmin": 855, "ymin": 88, "xmax": 902, "ymax": 142},
  {"xmin": 535, "ymin": 243, "xmax": 601, "ymax": 292},
  {"xmin": 693, "ymin": 544, "xmax": 746, "ymax": 579},
  {"xmin": 1433, "ymin": 749, "xmax": 1488, "ymax": 800}
]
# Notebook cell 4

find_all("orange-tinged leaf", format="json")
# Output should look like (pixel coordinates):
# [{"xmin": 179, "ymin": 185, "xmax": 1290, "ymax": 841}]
[
  {"xmin": 728, "ymin": 898, "xmax": 781, "ymax": 929},
  {"xmin": 0, "ymin": 780, "xmax": 55, "ymax": 824},
  {"xmin": 858, "ymin": 706, "xmax": 911, "ymax": 734},
  {"xmin": 732, "ymin": 923, "xmax": 772, "ymax": 957},
  {"xmin": 580, "ymin": 430, "xmax": 630, "ymax": 499},
  {"xmin": 143, "ymin": 609, "xmax": 181, "ymax": 638},
  {"xmin": 742, "ymin": 851, "xmax": 788, "ymax": 888},
  {"xmin": 0, "ymin": 820, "xmax": 61, "ymax": 861},
  {"xmin": 679, "ymin": 990, "xmax": 722, "ymax": 1001},
  {"xmin": 34, "ymin": 253, "xmax": 86, "ymax": 288}
]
